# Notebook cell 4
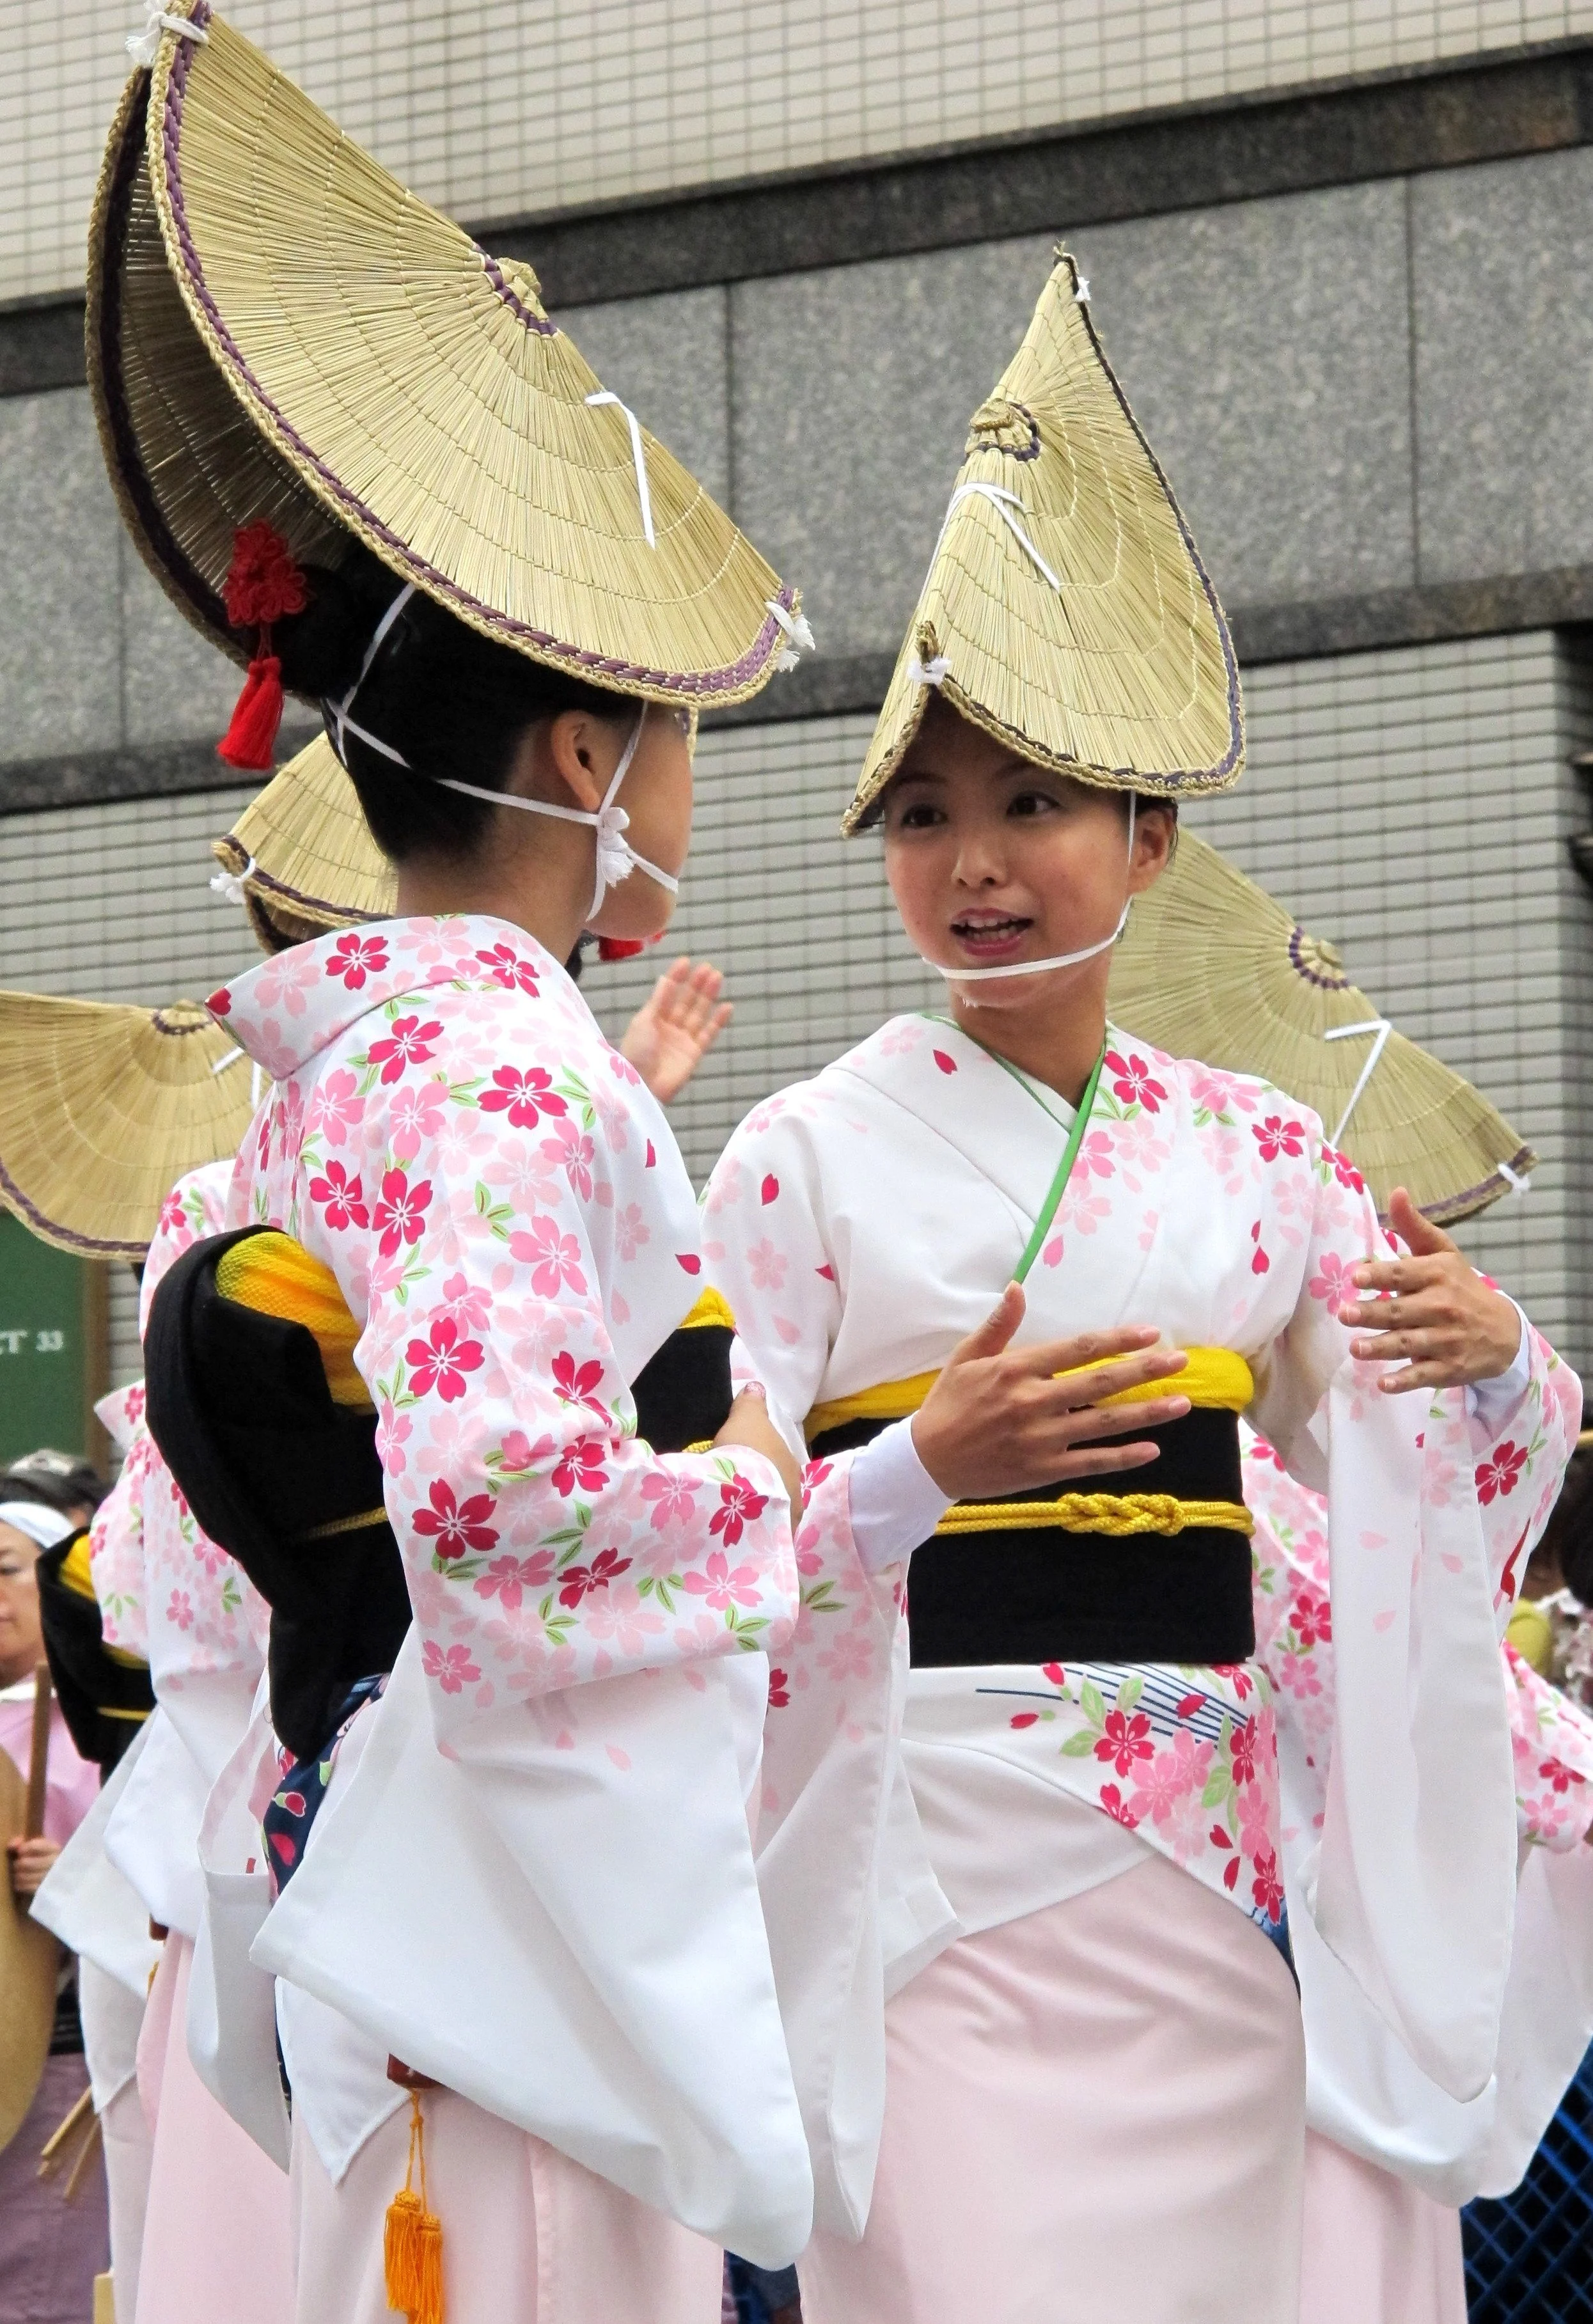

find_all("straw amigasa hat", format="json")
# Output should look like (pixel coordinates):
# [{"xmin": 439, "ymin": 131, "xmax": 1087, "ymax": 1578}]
[
  {"xmin": 212, "ymin": 735, "xmax": 396, "ymax": 951},
  {"xmin": 1107, "ymin": 829, "xmax": 1535, "ymax": 1225},
  {"xmin": 0, "ymin": 994, "xmax": 255, "ymax": 1259},
  {"xmin": 88, "ymin": 2, "xmax": 810, "ymax": 774},
  {"xmin": 845, "ymin": 247, "xmax": 1243, "ymax": 831}
]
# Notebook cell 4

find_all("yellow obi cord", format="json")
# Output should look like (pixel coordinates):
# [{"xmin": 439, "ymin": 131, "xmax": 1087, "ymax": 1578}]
[
  {"xmin": 805, "ymin": 1346, "xmax": 1253, "ymax": 1444},
  {"xmin": 679, "ymin": 1286, "xmax": 735, "ymax": 1332},
  {"xmin": 936, "ymin": 1492, "xmax": 1253, "ymax": 1539},
  {"xmin": 215, "ymin": 1231, "xmax": 372, "ymax": 1411}
]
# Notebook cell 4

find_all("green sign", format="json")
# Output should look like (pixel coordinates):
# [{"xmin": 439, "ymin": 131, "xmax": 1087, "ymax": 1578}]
[{"xmin": 0, "ymin": 1213, "xmax": 104, "ymax": 1465}]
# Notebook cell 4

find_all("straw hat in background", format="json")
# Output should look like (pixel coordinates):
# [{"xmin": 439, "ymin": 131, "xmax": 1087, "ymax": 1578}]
[
  {"xmin": 88, "ymin": 0, "xmax": 811, "ymax": 775},
  {"xmin": 846, "ymin": 247, "xmax": 1243, "ymax": 833},
  {"xmin": 211, "ymin": 735, "xmax": 396, "ymax": 952},
  {"xmin": 1107, "ymin": 828, "xmax": 1535, "ymax": 1225},
  {"xmin": 0, "ymin": 994, "xmax": 256, "ymax": 1259}
]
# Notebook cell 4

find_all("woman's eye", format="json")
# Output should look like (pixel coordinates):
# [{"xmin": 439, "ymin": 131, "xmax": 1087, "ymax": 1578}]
[
  {"xmin": 1008, "ymin": 791, "xmax": 1056, "ymax": 818},
  {"xmin": 895, "ymin": 803, "xmax": 944, "ymax": 829}
]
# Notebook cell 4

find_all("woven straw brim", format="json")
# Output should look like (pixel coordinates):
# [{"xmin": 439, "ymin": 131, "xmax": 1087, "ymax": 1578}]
[
  {"xmin": 0, "ymin": 994, "xmax": 255, "ymax": 1259},
  {"xmin": 216, "ymin": 735, "xmax": 395, "ymax": 945},
  {"xmin": 847, "ymin": 249, "xmax": 1243, "ymax": 833},
  {"xmin": 87, "ymin": 3, "xmax": 799, "ymax": 707},
  {"xmin": 1107, "ymin": 831, "xmax": 1533, "ymax": 1225}
]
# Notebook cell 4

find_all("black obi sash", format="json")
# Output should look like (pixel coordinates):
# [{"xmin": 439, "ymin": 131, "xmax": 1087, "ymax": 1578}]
[
  {"xmin": 808, "ymin": 1404, "xmax": 1255, "ymax": 1667},
  {"xmin": 36, "ymin": 1535, "xmax": 155, "ymax": 1773}
]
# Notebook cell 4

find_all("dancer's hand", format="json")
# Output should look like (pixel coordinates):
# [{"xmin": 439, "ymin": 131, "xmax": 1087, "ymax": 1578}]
[
  {"xmin": 716, "ymin": 1386, "xmax": 804, "ymax": 1512},
  {"xmin": 6, "ymin": 1835, "xmax": 59, "ymax": 1897},
  {"xmin": 1337, "ymin": 1189, "xmax": 1522, "ymax": 1393},
  {"xmin": 620, "ymin": 959, "xmax": 733, "ymax": 1103},
  {"xmin": 910, "ymin": 1286, "xmax": 1189, "ymax": 1500}
]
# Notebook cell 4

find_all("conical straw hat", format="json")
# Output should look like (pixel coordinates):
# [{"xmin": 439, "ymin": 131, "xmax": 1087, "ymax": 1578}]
[
  {"xmin": 212, "ymin": 735, "xmax": 396, "ymax": 948},
  {"xmin": 1106, "ymin": 830, "xmax": 1534, "ymax": 1225},
  {"xmin": 846, "ymin": 249, "xmax": 1243, "ymax": 833},
  {"xmin": 87, "ymin": 3, "xmax": 805, "ymax": 707},
  {"xmin": 0, "ymin": 994, "xmax": 255, "ymax": 1259}
]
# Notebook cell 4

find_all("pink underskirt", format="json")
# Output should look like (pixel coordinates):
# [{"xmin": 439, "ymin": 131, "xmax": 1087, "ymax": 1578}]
[
  {"xmin": 1298, "ymin": 2132, "xmax": 1466, "ymax": 2324},
  {"xmin": 134, "ymin": 1935, "xmax": 294, "ymax": 2324},
  {"xmin": 800, "ymin": 1851, "xmax": 1307, "ymax": 2324},
  {"xmin": 290, "ymin": 2081, "xmax": 725, "ymax": 2324}
]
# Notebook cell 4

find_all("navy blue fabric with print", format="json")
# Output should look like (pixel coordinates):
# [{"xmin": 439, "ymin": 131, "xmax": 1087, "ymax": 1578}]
[{"xmin": 263, "ymin": 1674, "xmax": 387, "ymax": 1897}]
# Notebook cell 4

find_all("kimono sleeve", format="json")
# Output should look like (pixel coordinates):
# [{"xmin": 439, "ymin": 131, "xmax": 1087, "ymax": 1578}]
[
  {"xmin": 1505, "ymin": 1644, "xmax": 1593, "ymax": 1851},
  {"xmin": 89, "ymin": 1429, "xmax": 150, "ymax": 1662}
]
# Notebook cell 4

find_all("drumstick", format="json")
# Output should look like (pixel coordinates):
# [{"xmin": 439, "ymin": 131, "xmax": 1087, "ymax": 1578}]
[{"xmin": 24, "ymin": 1661, "xmax": 51, "ymax": 1839}]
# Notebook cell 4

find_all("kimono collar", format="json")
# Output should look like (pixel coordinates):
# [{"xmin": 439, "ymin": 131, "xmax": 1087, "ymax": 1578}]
[{"xmin": 208, "ymin": 916, "xmax": 572, "ymax": 1081}]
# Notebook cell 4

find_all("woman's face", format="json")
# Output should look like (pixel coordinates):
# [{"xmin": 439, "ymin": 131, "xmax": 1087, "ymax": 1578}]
[
  {"xmin": 880, "ymin": 701, "xmax": 1173, "ymax": 1008},
  {"xmin": 586, "ymin": 705, "xmax": 694, "ymax": 943},
  {"xmin": 0, "ymin": 1523, "xmax": 44, "ymax": 1685}
]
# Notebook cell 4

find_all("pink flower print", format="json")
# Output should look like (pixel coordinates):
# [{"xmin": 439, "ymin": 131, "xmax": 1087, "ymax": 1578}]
[
  {"xmin": 1230, "ymin": 1722, "xmax": 1259, "ymax": 1787},
  {"xmin": 157, "ymin": 1189, "xmax": 185, "ymax": 1237},
  {"xmin": 682, "ymin": 1548, "xmax": 764, "ymax": 1611},
  {"xmin": 1308, "ymin": 1248, "xmax": 1355, "ymax": 1307},
  {"xmin": 558, "ymin": 1548, "xmax": 632, "ymax": 1608},
  {"xmin": 412, "ymin": 1479, "xmax": 499, "ymax": 1560},
  {"xmin": 422, "ymin": 1638, "xmax": 482, "ymax": 1695},
  {"xmin": 439, "ymin": 1271, "xmax": 492, "ymax": 1333},
  {"xmin": 372, "ymin": 1167, "xmax": 432, "ymax": 1258},
  {"xmin": 168, "ymin": 1589, "xmax": 194, "ymax": 1632},
  {"xmin": 1075, "ymin": 1128, "xmax": 1115, "ymax": 1181},
  {"xmin": 1477, "ymin": 1443, "xmax": 1528, "ymax": 1505},
  {"xmin": 1253, "ymin": 1115, "xmax": 1307, "ymax": 1163},
  {"xmin": 746, "ymin": 1237, "xmax": 788, "ymax": 1292},
  {"xmin": 311, "ymin": 1067, "xmax": 365, "ymax": 1149},
  {"xmin": 551, "ymin": 1436, "xmax": 609, "ymax": 1497},
  {"xmin": 311, "ymin": 1159, "xmax": 369, "ymax": 1231},
  {"xmin": 551, "ymin": 1351, "xmax": 609, "ymax": 1418},
  {"xmin": 480, "ymin": 1065, "xmax": 568, "ymax": 1130},
  {"xmin": 1104, "ymin": 1050, "xmax": 1167, "ymax": 1113},
  {"xmin": 1540, "ymin": 1757, "xmax": 1586, "ymax": 1796},
  {"xmin": 1290, "ymin": 1589, "xmax": 1332, "ymax": 1651},
  {"xmin": 615, "ymin": 1203, "xmax": 649, "ymax": 1261},
  {"xmin": 1098, "ymin": 1782, "xmax": 1139, "ymax": 1828},
  {"xmin": 326, "ymin": 932, "xmax": 389, "ymax": 989},
  {"xmin": 376, "ymin": 1404, "xmax": 412, "ymax": 1473},
  {"xmin": 475, "ymin": 941, "xmax": 540, "ymax": 996},
  {"xmin": 1060, "ymin": 1185, "xmax": 1111, "ymax": 1235},
  {"xmin": 389, "ymin": 1080, "xmax": 448, "ymax": 1161},
  {"xmin": 540, "ymin": 1118, "xmax": 596, "ymax": 1201},
  {"xmin": 483, "ymin": 1135, "xmax": 560, "ymax": 1212},
  {"xmin": 1322, "ymin": 1143, "xmax": 1365, "ymax": 1195},
  {"xmin": 509, "ymin": 1216, "xmax": 588, "ymax": 1299},
  {"xmin": 367, "ymin": 1014, "xmax": 443, "ymax": 1087},
  {"xmin": 405, "ymin": 1316, "xmax": 486, "ymax": 1402},
  {"xmin": 475, "ymin": 1550, "xmax": 556, "ymax": 1607},
  {"xmin": 641, "ymin": 1473, "xmax": 698, "ymax": 1529},
  {"xmin": 710, "ymin": 1476, "xmax": 769, "ymax": 1547},
  {"xmin": 1127, "ymin": 1745, "xmax": 1193, "ymax": 1827},
  {"xmin": 1251, "ymin": 1846, "xmax": 1285, "ymax": 1923},
  {"xmin": 255, "ymin": 948, "xmax": 320, "ymax": 1017},
  {"xmin": 1094, "ymin": 1706, "xmax": 1155, "ymax": 1777},
  {"xmin": 1190, "ymin": 1067, "xmax": 1259, "ymax": 1120}
]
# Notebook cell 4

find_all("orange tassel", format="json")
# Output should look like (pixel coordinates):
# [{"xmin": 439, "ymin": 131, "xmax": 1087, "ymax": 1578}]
[
  {"xmin": 384, "ymin": 2093, "xmax": 444, "ymax": 2323},
  {"xmin": 217, "ymin": 653, "xmax": 285, "ymax": 771}
]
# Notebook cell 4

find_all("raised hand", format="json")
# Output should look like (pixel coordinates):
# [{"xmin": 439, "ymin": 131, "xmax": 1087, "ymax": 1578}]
[
  {"xmin": 619, "ymin": 957, "xmax": 734, "ymax": 1103},
  {"xmin": 1335, "ymin": 1186, "xmax": 1523, "ymax": 1393}
]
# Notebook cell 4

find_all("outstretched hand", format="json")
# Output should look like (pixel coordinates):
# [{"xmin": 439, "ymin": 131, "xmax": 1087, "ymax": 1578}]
[
  {"xmin": 1335, "ymin": 1186, "xmax": 1523, "ymax": 1394},
  {"xmin": 620, "ymin": 958, "xmax": 734, "ymax": 1103}
]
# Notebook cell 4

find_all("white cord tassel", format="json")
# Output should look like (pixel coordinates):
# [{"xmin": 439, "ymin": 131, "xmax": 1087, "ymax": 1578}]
[
  {"xmin": 1497, "ymin": 1160, "xmax": 1531, "ymax": 1198},
  {"xmin": 209, "ymin": 1046, "xmax": 244, "ymax": 1078},
  {"xmin": 127, "ymin": 8, "xmax": 207, "ymax": 64},
  {"xmin": 907, "ymin": 654, "xmax": 950, "ymax": 687},
  {"xmin": 765, "ymin": 600, "xmax": 817, "ymax": 672},
  {"xmin": 585, "ymin": 392, "xmax": 655, "ymax": 547},
  {"xmin": 209, "ymin": 855, "xmax": 256, "ymax": 907}
]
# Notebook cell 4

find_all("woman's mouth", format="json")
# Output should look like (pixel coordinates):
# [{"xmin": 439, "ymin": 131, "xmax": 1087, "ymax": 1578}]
[{"xmin": 948, "ymin": 911, "xmax": 1034, "ymax": 961}]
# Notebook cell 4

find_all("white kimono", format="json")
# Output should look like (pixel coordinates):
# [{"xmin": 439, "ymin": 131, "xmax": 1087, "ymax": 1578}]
[{"xmin": 703, "ymin": 1014, "xmax": 1581, "ymax": 2252}]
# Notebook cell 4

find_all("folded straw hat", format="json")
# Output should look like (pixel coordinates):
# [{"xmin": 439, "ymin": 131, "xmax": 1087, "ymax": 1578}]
[
  {"xmin": 0, "ymin": 994, "xmax": 255, "ymax": 1259},
  {"xmin": 1107, "ymin": 829, "xmax": 1534, "ymax": 1225},
  {"xmin": 846, "ymin": 248, "xmax": 1242, "ymax": 833},
  {"xmin": 88, "ymin": 1, "xmax": 808, "ymax": 739},
  {"xmin": 212, "ymin": 735, "xmax": 396, "ymax": 951}
]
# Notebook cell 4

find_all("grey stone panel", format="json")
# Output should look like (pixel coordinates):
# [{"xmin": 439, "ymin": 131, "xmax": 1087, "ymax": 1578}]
[
  {"xmin": 0, "ymin": 388, "xmax": 123, "ymax": 762},
  {"xmin": 121, "ymin": 538, "xmax": 247, "ymax": 750},
  {"xmin": 554, "ymin": 285, "xmax": 731, "ymax": 510},
  {"xmin": 1413, "ymin": 147, "xmax": 1593, "ymax": 586}
]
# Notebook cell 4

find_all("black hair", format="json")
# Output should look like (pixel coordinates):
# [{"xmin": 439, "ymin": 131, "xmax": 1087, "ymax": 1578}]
[{"xmin": 273, "ymin": 545, "xmax": 631, "ymax": 863}]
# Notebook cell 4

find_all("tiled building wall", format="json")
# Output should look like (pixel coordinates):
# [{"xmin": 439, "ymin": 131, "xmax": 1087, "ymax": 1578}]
[
  {"xmin": 5, "ymin": 0, "xmax": 1591, "ymax": 302},
  {"xmin": 4, "ymin": 632, "xmax": 1589, "ymax": 1392}
]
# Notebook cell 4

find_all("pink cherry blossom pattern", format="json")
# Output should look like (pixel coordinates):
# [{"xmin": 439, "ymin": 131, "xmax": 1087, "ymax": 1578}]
[
  {"xmin": 1476, "ymin": 1443, "xmax": 1528, "ymax": 1505},
  {"xmin": 508, "ymin": 1216, "xmax": 588, "ymax": 1299},
  {"xmin": 641, "ymin": 1473, "xmax": 698, "ymax": 1529},
  {"xmin": 473, "ymin": 1550, "xmax": 556, "ymax": 1607},
  {"xmin": 480, "ymin": 1064, "xmax": 568, "ymax": 1129},
  {"xmin": 412, "ymin": 1479, "xmax": 499, "ymax": 1560},
  {"xmin": 475, "ymin": 941, "xmax": 540, "ymax": 996},
  {"xmin": 710, "ymin": 1476, "xmax": 769, "ymax": 1547},
  {"xmin": 366, "ymin": 1014, "xmax": 444, "ymax": 1086},
  {"xmin": 682, "ymin": 1548, "xmax": 764, "ymax": 1610},
  {"xmin": 326, "ymin": 932, "xmax": 389, "ymax": 990},
  {"xmin": 1253, "ymin": 1115, "xmax": 1307, "ymax": 1163},
  {"xmin": 557, "ymin": 1548, "xmax": 632, "ymax": 1607},
  {"xmin": 405, "ymin": 1316, "xmax": 486, "ymax": 1403},
  {"xmin": 1104, "ymin": 1050, "xmax": 1167, "ymax": 1113},
  {"xmin": 422, "ymin": 1638, "xmax": 482, "ymax": 1694},
  {"xmin": 372, "ymin": 1166, "xmax": 433, "ymax": 1258},
  {"xmin": 551, "ymin": 1437, "xmax": 609, "ymax": 1497},
  {"xmin": 310, "ymin": 1159, "xmax": 369, "ymax": 1230}
]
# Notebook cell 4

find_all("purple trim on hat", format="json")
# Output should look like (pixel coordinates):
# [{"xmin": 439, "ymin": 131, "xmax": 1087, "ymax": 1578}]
[
  {"xmin": 482, "ymin": 255, "xmax": 558, "ymax": 337},
  {"xmin": 159, "ymin": 21, "xmax": 790, "ymax": 700},
  {"xmin": 1286, "ymin": 926, "xmax": 1351, "ymax": 991},
  {"xmin": 150, "ymin": 1007, "xmax": 219, "ymax": 1037},
  {"xmin": 967, "ymin": 401, "xmax": 1041, "ymax": 462},
  {"xmin": 0, "ymin": 1152, "xmax": 150, "ymax": 1262},
  {"xmin": 247, "ymin": 864, "xmax": 384, "ymax": 927}
]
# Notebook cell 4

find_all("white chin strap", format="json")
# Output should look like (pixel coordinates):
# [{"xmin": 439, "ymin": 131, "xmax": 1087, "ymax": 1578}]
[
  {"xmin": 327, "ymin": 585, "xmax": 679, "ymax": 920},
  {"xmin": 923, "ymin": 796, "xmax": 1135, "ymax": 992}
]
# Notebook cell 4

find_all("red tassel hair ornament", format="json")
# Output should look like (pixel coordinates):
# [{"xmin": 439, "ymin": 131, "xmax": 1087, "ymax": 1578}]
[
  {"xmin": 217, "ymin": 522, "xmax": 310, "ymax": 772},
  {"xmin": 596, "ymin": 934, "xmax": 664, "ymax": 962}
]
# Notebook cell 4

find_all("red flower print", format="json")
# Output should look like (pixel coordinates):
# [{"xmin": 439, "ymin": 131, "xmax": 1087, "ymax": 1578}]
[
  {"xmin": 475, "ymin": 941, "xmax": 540, "ymax": 995},
  {"xmin": 1541, "ymin": 1759, "xmax": 1587, "ymax": 1794},
  {"xmin": 1104, "ymin": 1049, "xmax": 1167, "ymax": 1113},
  {"xmin": 1291, "ymin": 1590, "xmax": 1332, "ymax": 1651},
  {"xmin": 1094, "ymin": 1706, "xmax": 1154, "ymax": 1777},
  {"xmin": 405, "ymin": 1316, "xmax": 486, "ymax": 1402},
  {"xmin": 1211, "ymin": 1664, "xmax": 1254, "ymax": 1699},
  {"xmin": 222, "ymin": 521, "xmax": 309, "ymax": 627},
  {"xmin": 551, "ymin": 1436, "xmax": 609, "ymax": 1497},
  {"xmin": 310, "ymin": 1159, "xmax": 369, "ymax": 1230},
  {"xmin": 1323, "ymin": 1143, "xmax": 1365, "ymax": 1195},
  {"xmin": 551, "ymin": 1353, "xmax": 609, "ymax": 1418},
  {"xmin": 682, "ymin": 1548, "xmax": 764, "ymax": 1611},
  {"xmin": 767, "ymin": 1668, "xmax": 790, "ymax": 1709},
  {"xmin": 367, "ymin": 1014, "xmax": 444, "ymax": 1086},
  {"xmin": 157, "ymin": 1189, "xmax": 185, "ymax": 1236},
  {"xmin": 473, "ymin": 1551, "xmax": 556, "ymax": 1608},
  {"xmin": 372, "ymin": 1166, "xmax": 432, "ymax": 1257},
  {"xmin": 1230, "ymin": 1723, "xmax": 1259, "ymax": 1787},
  {"xmin": 1210, "ymin": 1825, "xmax": 1235, "ymax": 1851},
  {"xmin": 1500, "ymin": 1525, "xmax": 1530, "ymax": 1605},
  {"xmin": 508, "ymin": 1216, "xmax": 588, "ymax": 1299},
  {"xmin": 1040, "ymin": 1661, "xmax": 1067, "ymax": 1688},
  {"xmin": 645, "ymin": 1142, "xmax": 656, "ymax": 1168},
  {"xmin": 760, "ymin": 1175, "xmax": 780, "ymax": 1205},
  {"xmin": 558, "ymin": 1548, "xmax": 632, "ymax": 1608},
  {"xmin": 208, "ymin": 985, "xmax": 232, "ymax": 1017},
  {"xmin": 412, "ymin": 1479, "xmax": 499, "ymax": 1560},
  {"xmin": 422, "ymin": 1638, "xmax": 482, "ymax": 1695},
  {"xmin": 710, "ymin": 1476, "xmax": 770, "ymax": 1548},
  {"xmin": 1253, "ymin": 1115, "xmax": 1307, "ymax": 1162},
  {"xmin": 1099, "ymin": 1783, "xmax": 1139, "ymax": 1828},
  {"xmin": 326, "ymin": 932, "xmax": 389, "ymax": 990},
  {"xmin": 1010, "ymin": 1712, "xmax": 1040, "ymax": 1729},
  {"xmin": 1251, "ymin": 1219, "xmax": 1270, "ymax": 1275},
  {"xmin": 932, "ymin": 1050, "xmax": 957, "ymax": 1074},
  {"xmin": 480, "ymin": 1064, "xmax": 567, "ymax": 1129},
  {"xmin": 1475, "ymin": 1442, "xmax": 1528, "ymax": 1505},
  {"xmin": 677, "ymin": 1253, "xmax": 702, "ymax": 1275},
  {"xmin": 1251, "ymin": 1847, "xmax": 1285, "ymax": 1923}
]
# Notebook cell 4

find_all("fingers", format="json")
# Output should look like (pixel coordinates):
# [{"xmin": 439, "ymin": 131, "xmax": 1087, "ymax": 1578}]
[
  {"xmin": 1388, "ymin": 1186, "xmax": 1456, "ymax": 1260},
  {"xmin": 946, "ymin": 1283, "xmax": 1028, "ymax": 1367},
  {"xmin": 1020, "ymin": 1325, "xmax": 1168, "ymax": 1381},
  {"xmin": 1052, "ymin": 1439, "xmax": 1163, "ymax": 1479}
]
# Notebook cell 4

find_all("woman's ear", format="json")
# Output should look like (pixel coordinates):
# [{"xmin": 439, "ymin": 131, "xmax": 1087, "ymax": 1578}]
[
  {"xmin": 1127, "ymin": 802, "xmax": 1177, "ymax": 896},
  {"xmin": 542, "ymin": 710, "xmax": 608, "ymax": 813}
]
